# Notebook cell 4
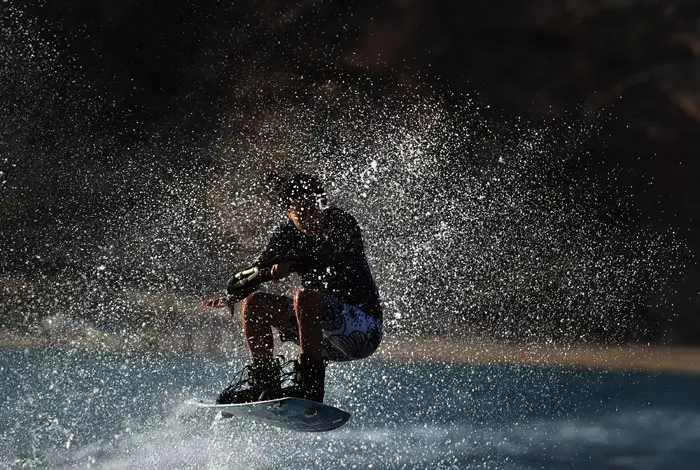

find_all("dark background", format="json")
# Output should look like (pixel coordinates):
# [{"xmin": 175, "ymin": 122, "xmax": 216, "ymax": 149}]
[{"xmin": 1, "ymin": 1, "xmax": 698, "ymax": 342}]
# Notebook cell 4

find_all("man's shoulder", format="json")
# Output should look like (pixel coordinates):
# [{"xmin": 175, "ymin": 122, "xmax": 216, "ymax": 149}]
[{"xmin": 327, "ymin": 206, "xmax": 358, "ymax": 226}]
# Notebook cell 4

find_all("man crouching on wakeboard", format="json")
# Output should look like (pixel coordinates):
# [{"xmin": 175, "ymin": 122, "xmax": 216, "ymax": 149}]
[{"xmin": 202, "ymin": 174, "xmax": 383, "ymax": 404}]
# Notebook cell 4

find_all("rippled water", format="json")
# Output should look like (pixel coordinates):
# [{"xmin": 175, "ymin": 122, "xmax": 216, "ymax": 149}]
[{"xmin": 2, "ymin": 347, "xmax": 699, "ymax": 469}]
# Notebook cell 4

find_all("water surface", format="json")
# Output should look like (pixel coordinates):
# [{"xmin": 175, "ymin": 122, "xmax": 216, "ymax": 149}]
[{"xmin": 2, "ymin": 347, "xmax": 699, "ymax": 469}]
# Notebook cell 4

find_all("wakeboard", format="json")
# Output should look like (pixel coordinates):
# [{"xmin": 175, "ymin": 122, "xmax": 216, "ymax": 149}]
[{"xmin": 197, "ymin": 397, "xmax": 351, "ymax": 432}]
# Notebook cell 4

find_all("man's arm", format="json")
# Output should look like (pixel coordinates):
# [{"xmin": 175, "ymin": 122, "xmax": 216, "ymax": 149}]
[{"xmin": 225, "ymin": 224, "xmax": 294, "ymax": 300}]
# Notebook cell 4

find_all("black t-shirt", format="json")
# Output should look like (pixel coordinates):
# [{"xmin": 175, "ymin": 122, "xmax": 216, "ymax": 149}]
[{"xmin": 255, "ymin": 207, "xmax": 382, "ymax": 319}]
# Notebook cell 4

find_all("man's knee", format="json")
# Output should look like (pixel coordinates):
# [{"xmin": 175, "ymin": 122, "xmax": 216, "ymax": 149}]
[
  {"xmin": 242, "ymin": 292, "xmax": 289, "ymax": 321},
  {"xmin": 293, "ymin": 289, "xmax": 323, "ymax": 314},
  {"xmin": 241, "ymin": 292, "xmax": 267, "ymax": 318}
]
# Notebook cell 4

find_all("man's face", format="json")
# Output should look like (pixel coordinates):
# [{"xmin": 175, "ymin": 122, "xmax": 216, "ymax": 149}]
[{"xmin": 287, "ymin": 195, "xmax": 324, "ymax": 236}]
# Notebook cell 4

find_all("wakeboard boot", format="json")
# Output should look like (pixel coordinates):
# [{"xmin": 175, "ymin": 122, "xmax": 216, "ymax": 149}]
[
  {"xmin": 216, "ymin": 356, "xmax": 283, "ymax": 404},
  {"xmin": 285, "ymin": 353, "xmax": 326, "ymax": 403}
]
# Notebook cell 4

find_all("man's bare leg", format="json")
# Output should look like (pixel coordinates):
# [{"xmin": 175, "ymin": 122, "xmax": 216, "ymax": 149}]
[
  {"xmin": 291, "ymin": 289, "xmax": 326, "ymax": 401},
  {"xmin": 240, "ymin": 292, "xmax": 293, "ymax": 360},
  {"xmin": 214, "ymin": 292, "xmax": 291, "ymax": 404},
  {"xmin": 293, "ymin": 289, "xmax": 325, "ymax": 360}
]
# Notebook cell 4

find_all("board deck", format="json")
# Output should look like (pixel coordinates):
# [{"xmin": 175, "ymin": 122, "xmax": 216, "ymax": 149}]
[{"xmin": 197, "ymin": 397, "xmax": 351, "ymax": 432}]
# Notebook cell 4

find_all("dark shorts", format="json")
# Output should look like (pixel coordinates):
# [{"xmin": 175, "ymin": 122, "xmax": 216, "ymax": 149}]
[{"xmin": 279, "ymin": 292, "xmax": 383, "ymax": 362}]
